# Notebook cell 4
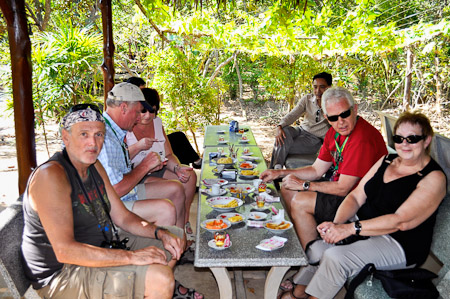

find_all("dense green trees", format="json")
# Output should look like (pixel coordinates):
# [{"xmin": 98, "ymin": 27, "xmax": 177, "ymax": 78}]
[{"xmin": 1, "ymin": 0, "xmax": 449, "ymax": 138}]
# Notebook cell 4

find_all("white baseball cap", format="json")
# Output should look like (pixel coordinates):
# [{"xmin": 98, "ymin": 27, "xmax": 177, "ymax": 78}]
[{"xmin": 107, "ymin": 82, "xmax": 152, "ymax": 110}]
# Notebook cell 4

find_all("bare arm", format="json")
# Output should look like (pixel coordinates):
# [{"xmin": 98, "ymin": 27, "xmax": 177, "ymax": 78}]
[
  {"xmin": 319, "ymin": 163, "xmax": 446, "ymax": 244},
  {"xmin": 28, "ymin": 162, "xmax": 168, "ymax": 268},
  {"xmin": 113, "ymin": 152, "xmax": 162, "ymax": 197}
]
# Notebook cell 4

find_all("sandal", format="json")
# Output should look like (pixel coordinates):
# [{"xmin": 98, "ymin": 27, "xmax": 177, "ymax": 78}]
[
  {"xmin": 279, "ymin": 289, "xmax": 309, "ymax": 299},
  {"xmin": 279, "ymin": 277, "xmax": 294, "ymax": 292},
  {"xmin": 185, "ymin": 222, "xmax": 195, "ymax": 242},
  {"xmin": 173, "ymin": 280, "xmax": 204, "ymax": 299}
]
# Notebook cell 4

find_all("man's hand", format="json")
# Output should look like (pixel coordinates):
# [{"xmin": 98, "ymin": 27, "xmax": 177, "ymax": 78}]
[
  {"xmin": 281, "ymin": 174, "xmax": 304, "ymax": 191},
  {"xmin": 141, "ymin": 152, "xmax": 162, "ymax": 173},
  {"xmin": 260, "ymin": 169, "xmax": 282, "ymax": 182},
  {"xmin": 175, "ymin": 165, "xmax": 192, "ymax": 183},
  {"xmin": 136, "ymin": 138, "xmax": 157, "ymax": 152},
  {"xmin": 317, "ymin": 222, "xmax": 353, "ymax": 244},
  {"xmin": 158, "ymin": 229, "xmax": 183, "ymax": 261},
  {"xmin": 129, "ymin": 246, "xmax": 168, "ymax": 266},
  {"xmin": 275, "ymin": 125, "xmax": 286, "ymax": 146}
]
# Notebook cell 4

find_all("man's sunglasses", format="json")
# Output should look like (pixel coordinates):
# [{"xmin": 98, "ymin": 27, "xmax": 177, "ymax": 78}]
[
  {"xmin": 327, "ymin": 108, "xmax": 352, "ymax": 122},
  {"xmin": 392, "ymin": 135, "xmax": 425, "ymax": 144},
  {"xmin": 69, "ymin": 103, "xmax": 102, "ymax": 114},
  {"xmin": 141, "ymin": 106, "xmax": 155, "ymax": 114}
]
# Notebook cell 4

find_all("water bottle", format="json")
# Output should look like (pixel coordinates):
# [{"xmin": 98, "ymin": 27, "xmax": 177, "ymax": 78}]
[{"xmin": 229, "ymin": 120, "xmax": 239, "ymax": 132}]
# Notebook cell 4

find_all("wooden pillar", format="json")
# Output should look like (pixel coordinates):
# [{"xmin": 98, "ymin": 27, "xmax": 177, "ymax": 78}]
[
  {"xmin": 0, "ymin": 0, "xmax": 37, "ymax": 194},
  {"xmin": 99, "ymin": 0, "xmax": 115, "ymax": 104}
]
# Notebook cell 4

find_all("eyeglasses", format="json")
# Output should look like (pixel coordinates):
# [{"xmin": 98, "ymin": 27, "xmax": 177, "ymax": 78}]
[
  {"xmin": 141, "ymin": 106, "xmax": 155, "ymax": 114},
  {"xmin": 69, "ymin": 103, "xmax": 101, "ymax": 114},
  {"xmin": 315, "ymin": 110, "xmax": 321, "ymax": 123},
  {"xmin": 392, "ymin": 135, "xmax": 425, "ymax": 144},
  {"xmin": 327, "ymin": 108, "xmax": 352, "ymax": 122}
]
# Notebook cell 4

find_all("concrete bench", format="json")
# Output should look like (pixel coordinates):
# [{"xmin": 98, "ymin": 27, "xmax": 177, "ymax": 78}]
[
  {"xmin": 350, "ymin": 111, "xmax": 450, "ymax": 299},
  {"xmin": 0, "ymin": 199, "xmax": 39, "ymax": 299}
]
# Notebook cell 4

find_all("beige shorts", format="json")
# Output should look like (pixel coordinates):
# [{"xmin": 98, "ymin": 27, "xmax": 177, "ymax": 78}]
[{"xmin": 37, "ymin": 227, "xmax": 183, "ymax": 299}]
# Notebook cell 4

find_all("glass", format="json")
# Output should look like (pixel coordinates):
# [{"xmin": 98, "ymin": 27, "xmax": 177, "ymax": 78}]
[
  {"xmin": 392, "ymin": 135, "xmax": 425, "ymax": 144},
  {"xmin": 327, "ymin": 108, "xmax": 352, "ymax": 122},
  {"xmin": 258, "ymin": 182, "xmax": 267, "ymax": 193},
  {"xmin": 214, "ymin": 231, "xmax": 226, "ymax": 247},
  {"xmin": 239, "ymin": 128, "xmax": 245, "ymax": 134},
  {"xmin": 256, "ymin": 195, "xmax": 265, "ymax": 208}
]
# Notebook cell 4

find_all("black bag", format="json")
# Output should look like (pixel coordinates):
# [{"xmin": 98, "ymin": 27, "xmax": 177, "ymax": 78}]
[{"xmin": 345, "ymin": 263, "xmax": 439, "ymax": 299}]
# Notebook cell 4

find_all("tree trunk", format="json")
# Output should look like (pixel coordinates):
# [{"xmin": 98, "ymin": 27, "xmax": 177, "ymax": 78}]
[
  {"xmin": 234, "ymin": 54, "xmax": 246, "ymax": 119},
  {"xmin": 207, "ymin": 52, "xmax": 236, "ymax": 86},
  {"xmin": 99, "ymin": 0, "xmax": 115, "ymax": 103},
  {"xmin": 403, "ymin": 47, "xmax": 413, "ymax": 110},
  {"xmin": 434, "ymin": 50, "xmax": 442, "ymax": 115},
  {"xmin": 0, "ymin": 0, "xmax": 37, "ymax": 194}
]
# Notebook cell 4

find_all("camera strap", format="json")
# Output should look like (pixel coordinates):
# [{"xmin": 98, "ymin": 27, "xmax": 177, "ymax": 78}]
[{"xmin": 62, "ymin": 149, "xmax": 121, "ymax": 244}]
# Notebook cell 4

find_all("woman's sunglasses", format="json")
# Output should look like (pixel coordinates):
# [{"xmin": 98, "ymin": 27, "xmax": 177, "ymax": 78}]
[
  {"xmin": 392, "ymin": 135, "xmax": 425, "ymax": 144},
  {"xmin": 69, "ymin": 103, "xmax": 101, "ymax": 114},
  {"xmin": 327, "ymin": 108, "xmax": 352, "ymax": 122},
  {"xmin": 141, "ymin": 106, "xmax": 156, "ymax": 114}
]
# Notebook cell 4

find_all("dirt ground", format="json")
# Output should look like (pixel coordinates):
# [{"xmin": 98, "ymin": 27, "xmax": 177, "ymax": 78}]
[{"xmin": 1, "ymin": 97, "xmax": 449, "ymax": 208}]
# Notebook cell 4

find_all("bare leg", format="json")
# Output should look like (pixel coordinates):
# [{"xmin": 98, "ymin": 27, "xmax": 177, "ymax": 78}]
[
  {"xmin": 280, "ymin": 185, "xmax": 298, "ymax": 214},
  {"xmin": 143, "ymin": 178, "xmax": 186, "ymax": 228},
  {"xmin": 132, "ymin": 198, "xmax": 176, "ymax": 226},
  {"xmin": 144, "ymin": 264, "xmax": 174, "ymax": 299},
  {"xmin": 163, "ymin": 167, "xmax": 197, "ymax": 225},
  {"xmin": 290, "ymin": 191, "xmax": 318, "ymax": 249}
]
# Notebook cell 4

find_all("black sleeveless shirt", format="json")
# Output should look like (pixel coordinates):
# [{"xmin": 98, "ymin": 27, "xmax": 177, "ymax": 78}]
[
  {"xmin": 21, "ymin": 151, "xmax": 112, "ymax": 289},
  {"xmin": 358, "ymin": 154, "xmax": 445, "ymax": 266}
]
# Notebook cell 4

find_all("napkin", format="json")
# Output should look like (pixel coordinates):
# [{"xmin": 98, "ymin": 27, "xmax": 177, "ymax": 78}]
[
  {"xmin": 271, "ymin": 209, "xmax": 285, "ymax": 224},
  {"xmin": 247, "ymin": 220, "xmax": 266, "ymax": 228},
  {"xmin": 256, "ymin": 236, "xmax": 288, "ymax": 251},
  {"xmin": 257, "ymin": 191, "xmax": 280, "ymax": 203}
]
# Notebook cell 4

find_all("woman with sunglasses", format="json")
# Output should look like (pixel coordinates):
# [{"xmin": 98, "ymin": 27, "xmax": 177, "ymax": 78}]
[
  {"xmin": 281, "ymin": 111, "xmax": 446, "ymax": 299},
  {"xmin": 126, "ymin": 88, "xmax": 197, "ymax": 239}
]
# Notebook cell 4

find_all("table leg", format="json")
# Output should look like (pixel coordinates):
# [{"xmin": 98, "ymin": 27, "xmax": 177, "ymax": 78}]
[
  {"xmin": 264, "ymin": 266, "xmax": 290, "ymax": 299},
  {"xmin": 210, "ymin": 267, "xmax": 233, "ymax": 299}
]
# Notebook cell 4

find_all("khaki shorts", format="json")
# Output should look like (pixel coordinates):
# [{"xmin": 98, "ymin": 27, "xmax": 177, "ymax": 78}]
[{"xmin": 37, "ymin": 227, "xmax": 183, "ymax": 299}]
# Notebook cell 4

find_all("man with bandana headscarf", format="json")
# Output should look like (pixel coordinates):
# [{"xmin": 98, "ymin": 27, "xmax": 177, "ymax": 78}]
[{"xmin": 21, "ymin": 104, "xmax": 187, "ymax": 298}]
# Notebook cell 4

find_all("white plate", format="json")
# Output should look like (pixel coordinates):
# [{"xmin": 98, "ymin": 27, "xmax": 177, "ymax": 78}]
[
  {"xmin": 248, "ymin": 211, "xmax": 268, "ymax": 220},
  {"xmin": 257, "ymin": 239, "xmax": 285, "ymax": 251},
  {"xmin": 240, "ymin": 156, "xmax": 261, "ymax": 162},
  {"xmin": 216, "ymin": 130, "xmax": 226, "ymax": 134},
  {"xmin": 208, "ymin": 239, "xmax": 232, "ymax": 250},
  {"xmin": 239, "ymin": 162, "xmax": 257, "ymax": 170},
  {"xmin": 217, "ymin": 140, "xmax": 228, "ymax": 144},
  {"xmin": 200, "ymin": 219, "xmax": 231, "ymax": 232},
  {"xmin": 242, "ymin": 151, "xmax": 253, "ymax": 156},
  {"xmin": 201, "ymin": 188, "xmax": 227, "ymax": 196},
  {"xmin": 250, "ymin": 202, "xmax": 272, "ymax": 211},
  {"xmin": 239, "ymin": 139, "xmax": 249, "ymax": 143},
  {"xmin": 214, "ymin": 157, "xmax": 237, "ymax": 165},
  {"xmin": 264, "ymin": 221, "xmax": 293, "ymax": 234},
  {"xmin": 212, "ymin": 165, "xmax": 225, "ymax": 174},
  {"xmin": 207, "ymin": 196, "xmax": 244, "ymax": 212},
  {"xmin": 240, "ymin": 174, "xmax": 259, "ymax": 180},
  {"xmin": 225, "ymin": 184, "xmax": 255, "ymax": 194},
  {"xmin": 202, "ymin": 179, "xmax": 228, "ymax": 187},
  {"xmin": 217, "ymin": 212, "xmax": 245, "ymax": 225}
]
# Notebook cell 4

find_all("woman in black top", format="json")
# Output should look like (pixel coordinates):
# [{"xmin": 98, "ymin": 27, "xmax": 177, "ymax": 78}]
[{"xmin": 281, "ymin": 111, "xmax": 446, "ymax": 299}]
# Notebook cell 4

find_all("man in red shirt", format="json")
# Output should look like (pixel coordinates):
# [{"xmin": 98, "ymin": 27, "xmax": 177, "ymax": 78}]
[{"xmin": 260, "ymin": 87, "xmax": 387, "ymax": 249}]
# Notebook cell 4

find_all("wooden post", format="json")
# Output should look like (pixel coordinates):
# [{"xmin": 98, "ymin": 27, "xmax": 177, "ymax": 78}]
[
  {"xmin": 434, "ymin": 49, "xmax": 442, "ymax": 115},
  {"xmin": 99, "ymin": 0, "xmax": 115, "ymax": 104},
  {"xmin": 403, "ymin": 47, "xmax": 413, "ymax": 110},
  {"xmin": 0, "ymin": 0, "xmax": 37, "ymax": 194}
]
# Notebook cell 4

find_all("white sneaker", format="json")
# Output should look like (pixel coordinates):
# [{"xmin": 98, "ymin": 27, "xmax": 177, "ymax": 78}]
[{"xmin": 274, "ymin": 164, "xmax": 283, "ymax": 170}]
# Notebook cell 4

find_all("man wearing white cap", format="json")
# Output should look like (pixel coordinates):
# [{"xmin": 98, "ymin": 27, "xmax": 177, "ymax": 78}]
[{"xmin": 98, "ymin": 82, "xmax": 186, "ymax": 228}]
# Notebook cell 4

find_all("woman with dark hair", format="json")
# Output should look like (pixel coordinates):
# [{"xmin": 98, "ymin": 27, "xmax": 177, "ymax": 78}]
[
  {"xmin": 280, "ymin": 111, "xmax": 447, "ymax": 299},
  {"xmin": 126, "ymin": 77, "xmax": 202, "ymax": 169},
  {"xmin": 126, "ymin": 88, "xmax": 197, "ymax": 239}
]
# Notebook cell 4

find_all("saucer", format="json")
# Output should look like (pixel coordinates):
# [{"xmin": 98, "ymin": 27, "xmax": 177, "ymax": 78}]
[{"xmin": 208, "ymin": 239, "xmax": 232, "ymax": 250}]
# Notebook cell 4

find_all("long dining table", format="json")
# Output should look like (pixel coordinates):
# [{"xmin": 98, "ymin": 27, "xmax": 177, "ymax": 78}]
[{"xmin": 194, "ymin": 125, "xmax": 307, "ymax": 299}]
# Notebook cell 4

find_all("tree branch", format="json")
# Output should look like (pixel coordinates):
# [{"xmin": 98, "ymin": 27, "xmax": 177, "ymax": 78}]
[
  {"xmin": 133, "ymin": 0, "xmax": 170, "ymax": 44},
  {"xmin": 207, "ymin": 51, "xmax": 237, "ymax": 86}
]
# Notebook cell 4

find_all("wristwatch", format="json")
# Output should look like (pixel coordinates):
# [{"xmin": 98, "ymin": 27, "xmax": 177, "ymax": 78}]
[
  {"xmin": 302, "ymin": 181, "xmax": 310, "ymax": 191},
  {"xmin": 354, "ymin": 220, "xmax": 362, "ymax": 236}
]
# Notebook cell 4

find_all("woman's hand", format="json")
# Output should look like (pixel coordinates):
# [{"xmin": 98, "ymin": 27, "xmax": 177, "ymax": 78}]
[
  {"xmin": 174, "ymin": 165, "xmax": 192, "ymax": 183},
  {"xmin": 317, "ymin": 222, "xmax": 353, "ymax": 244},
  {"xmin": 136, "ymin": 138, "xmax": 157, "ymax": 151}
]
